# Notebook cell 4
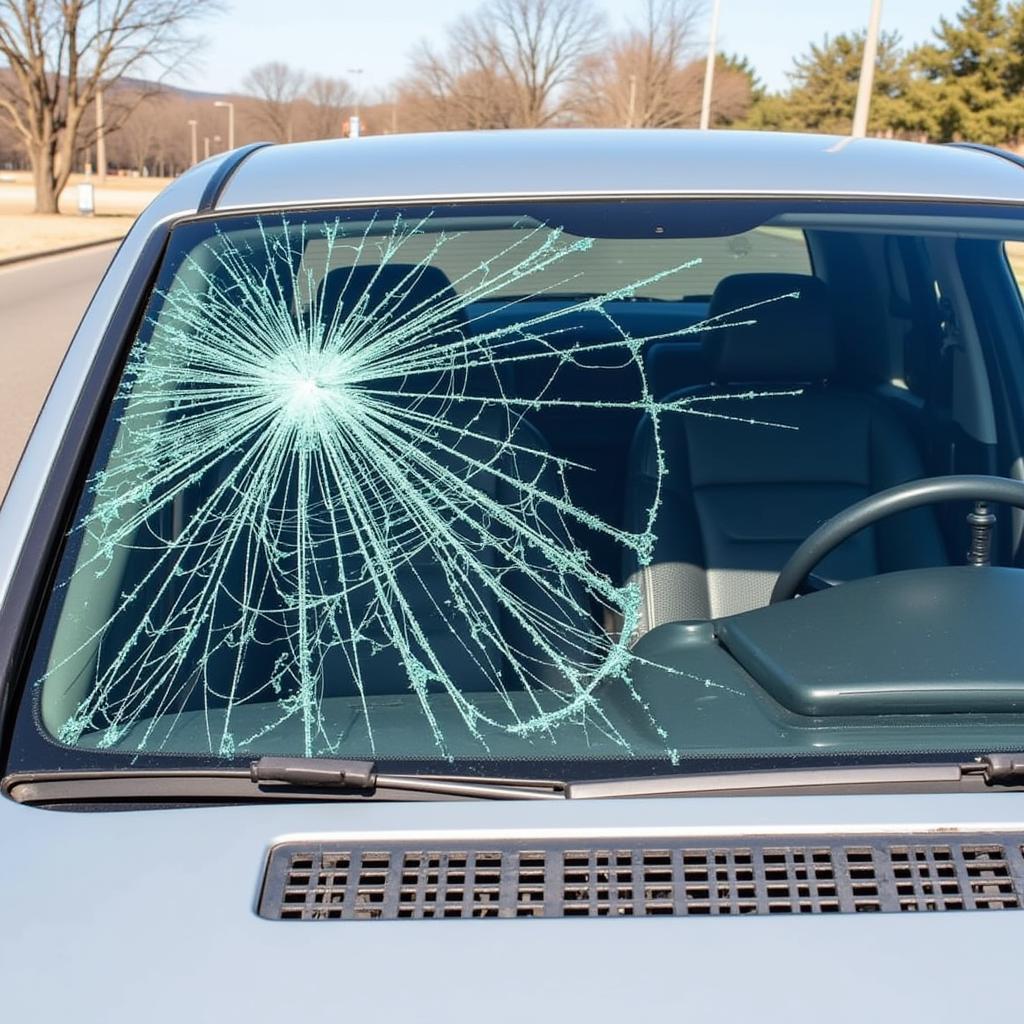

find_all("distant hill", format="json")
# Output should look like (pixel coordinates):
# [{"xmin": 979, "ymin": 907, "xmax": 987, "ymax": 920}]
[
  {"xmin": 0, "ymin": 65, "xmax": 238, "ymax": 103},
  {"xmin": 113, "ymin": 75, "xmax": 237, "ymax": 103}
]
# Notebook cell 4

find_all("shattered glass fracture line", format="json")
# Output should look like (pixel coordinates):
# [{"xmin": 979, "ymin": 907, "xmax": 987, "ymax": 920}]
[{"xmin": 48, "ymin": 214, "xmax": 801, "ymax": 758}]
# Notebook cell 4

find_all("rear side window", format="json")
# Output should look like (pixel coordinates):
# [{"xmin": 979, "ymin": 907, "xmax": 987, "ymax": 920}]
[{"xmin": 1005, "ymin": 241, "xmax": 1024, "ymax": 297}]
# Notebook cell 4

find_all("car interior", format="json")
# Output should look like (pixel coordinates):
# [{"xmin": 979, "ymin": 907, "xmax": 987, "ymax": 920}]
[
  {"xmin": 258, "ymin": 213, "xmax": 1024, "ymax": 685},
  {"xmin": 190, "ymin": 207, "xmax": 1024, "ymax": 639},
  {"xmin": 460, "ymin": 222, "xmax": 1024, "ymax": 638},
  {"xmin": 24, "ymin": 201, "xmax": 1024, "ymax": 763}
]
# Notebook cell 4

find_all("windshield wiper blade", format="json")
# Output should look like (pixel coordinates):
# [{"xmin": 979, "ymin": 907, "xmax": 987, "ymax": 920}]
[
  {"xmin": 4, "ymin": 759, "xmax": 567, "ymax": 804},
  {"xmin": 565, "ymin": 755, "xmax": 1024, "ymax": 800},
  {"xmin": 11, "ymin": 755, "xmax": 1023, "ymax": 807},
  {"xmin": 250, "ymin": 757, "xmax": 566, "ymax": 800}
]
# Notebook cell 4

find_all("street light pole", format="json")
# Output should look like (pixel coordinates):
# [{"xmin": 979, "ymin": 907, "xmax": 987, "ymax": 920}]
[
  {"xmin": 214, "ymin": 100, "xmax": 235, "ymax": 150},
  {"xmin": 94, "ymin": 0, "xmax": 107, "ymax": 182},
  {"xmin": 852, "ymin": 0, "xmax": 883, "ymax": 138},
  {"xmin": 96, "ymin": 88, "xmax": 107, "ymax": 183},
  {"xmin": 626, "ymin": 73, "xmax": 637, "ymax": 128},
  {"xmin": 346, "ymin": 67, "xmax": 365, "ymax": 119},
  {"xmin": 699, "ymin": 0, "xmax": 721, "ymax": 131},
  {"xmin": 187, "ymin": 119, "xmax": 198, "ymax": 166},
  {"xmin": 346, "ymin": 67, "xmax": 365, "ymax": 137}
]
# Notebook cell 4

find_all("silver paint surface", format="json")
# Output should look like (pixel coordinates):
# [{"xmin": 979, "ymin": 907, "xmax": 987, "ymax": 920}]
[{"xmin": 2, "ymin": 133, "xmax": 1023, "ymax": 1021}]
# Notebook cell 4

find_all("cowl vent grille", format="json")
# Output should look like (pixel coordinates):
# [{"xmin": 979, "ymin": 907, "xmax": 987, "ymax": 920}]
[{"xmin": 259, "ymin": 834, "xmax": 1024, "ymax": 921}]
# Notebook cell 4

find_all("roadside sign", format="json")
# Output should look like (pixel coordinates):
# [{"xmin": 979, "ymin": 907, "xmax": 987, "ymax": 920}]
[{"xmin": 77, "ymin": 182, "xmax": 95, "ymax": 216}]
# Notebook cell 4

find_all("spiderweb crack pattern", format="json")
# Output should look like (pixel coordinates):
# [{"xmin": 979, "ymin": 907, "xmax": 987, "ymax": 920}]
[{"xmin": 47, "ymin": 214, "xmax": 800, "ymax": 758}]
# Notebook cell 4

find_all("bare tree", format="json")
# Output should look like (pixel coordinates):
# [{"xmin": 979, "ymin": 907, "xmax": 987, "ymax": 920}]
[
  {"xmin": 303, "ymin": 74, "xmax": 353, "ymax": 139},
  {"xmin": 399, "ymin": 46, "xmax": 521, "ymax": 131},
  {"xmin": 102, "ymin": 86, "xmax": 169, "ymax": 174},
  {"xmin": 571, "ymin": 0, "xmax": 702, "ymax": 127},
  {"xmin": 675, "ymin": 54, "xmax": 752, "ymax": 127},
  {"xmin": 242, "ymin": 61, "xmax": 306, "ymax": 143},
  {"xmin": 0, "ymin": 0, "xmax": 219, "ymax": 213},
  {"xmin": 0, "ymin": 71, "xmax": 24, "ymax": 167},
  {"xmin": 155, "ymin": 95, "xmax": 207, "ymax": 174},
  {"xmin": 569, "ymin": 0, "xmax": 752, "ymax": 129},
  {"xmin": 400, "ymin": 0, "xmax": 604, "ymax": 131}
]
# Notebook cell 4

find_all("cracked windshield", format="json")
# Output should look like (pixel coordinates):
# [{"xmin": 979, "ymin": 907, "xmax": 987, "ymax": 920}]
[
  {"xmin": 33, "ymin": 198, "xmax": 1017, "ymax": 769},
  {"xmin": 35, "ymin": 200, "xmax": 813, "ymax": 764}
]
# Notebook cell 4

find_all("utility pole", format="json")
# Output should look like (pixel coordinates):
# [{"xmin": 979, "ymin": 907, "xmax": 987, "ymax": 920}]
[
  {"xmin": 852, "ymin": 0, "xmax": 883, "ymax": 138},
  {"xmin": 203, "ymin": 135, "xmax": 210, "ymax": 160},
  {"xmin": 346, "ymin": 67, "xmax": 365, "ymax": 119},
  {"xmin": 699, "ymin": 0, "xmax": 721, "ymax": 131},
  {"xmin": 95, "ymin": 88, "xmax": 107, "ymax": 183},
  {"xmin": 347, "ymin": 67, "xmax": 365, "ymax": 137},
  {"xmin": 626, "ymin": 73, "xmax": 637, "ymax": 128},
  {"xmin": 214, "ymin": 100, "xmax": 235, "ymax": 150},
  {"xmin": 187, "ymin": 119, "xmax": 198, "ymax": 166},
  {"xmin": 94, "ymin": 0, "xmax": 106, "ymax": 181}
]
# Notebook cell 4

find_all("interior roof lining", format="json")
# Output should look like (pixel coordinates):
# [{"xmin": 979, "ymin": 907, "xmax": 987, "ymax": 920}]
[{"xmin": 771, "ymin": 211, "xmax": 1024, "ymax": 240}]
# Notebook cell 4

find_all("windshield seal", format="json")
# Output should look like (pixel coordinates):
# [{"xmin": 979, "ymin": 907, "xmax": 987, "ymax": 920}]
[{"xmin": 7, "ymin": 195, "xmax": 1024, "ymax": 788}]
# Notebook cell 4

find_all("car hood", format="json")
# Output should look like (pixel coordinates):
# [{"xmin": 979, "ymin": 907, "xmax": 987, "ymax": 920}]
[{"xmin": 1, "ymin": 790, "xmax": 1022, "ymax": 1022}]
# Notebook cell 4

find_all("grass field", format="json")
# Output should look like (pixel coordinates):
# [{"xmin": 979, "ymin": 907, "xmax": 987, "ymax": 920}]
[
  {"xmin": 0, "ymin": 171, "xmax": 169, "ymax": 260},
  {"xmin": 0, "ymin": 213, "xmax": 137, "ymax": 260}
]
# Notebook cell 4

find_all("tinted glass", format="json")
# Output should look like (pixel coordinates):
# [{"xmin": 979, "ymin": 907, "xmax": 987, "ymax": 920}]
[{"xmin": 21, "ymin": 199, "xmax": 1024, "ymax": 774}]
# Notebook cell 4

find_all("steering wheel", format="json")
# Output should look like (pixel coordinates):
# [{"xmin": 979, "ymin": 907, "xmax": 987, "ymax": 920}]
[{"xmin": 770, "ymin": 475, "xmax": 1024, "ymax": 604}]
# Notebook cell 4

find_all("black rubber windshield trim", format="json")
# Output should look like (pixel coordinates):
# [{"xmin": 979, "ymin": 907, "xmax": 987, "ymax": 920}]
[
  {"xmin": 946, "ymin": 142, "xmax": 1024, "ymax": 172},
  {"xmin": 0, "ymin": 224, "xmax": 175, "ymax": 769},
  {"xmin": 197, "ymin": 142, "xmax": 273, "ymax": 212}
]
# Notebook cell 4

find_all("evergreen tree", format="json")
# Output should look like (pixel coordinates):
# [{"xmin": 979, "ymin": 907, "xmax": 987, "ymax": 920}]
[
  {"xmin": 910, "ymin": 0, "xmax": 1024, "ymax": 144},
  {"xmin": 743, "ymin": 30, "xmax": 913, "ymax": 135},
  {"xmin": 721, "ymin": 53, "xmax": 765, "ymax": 102}
]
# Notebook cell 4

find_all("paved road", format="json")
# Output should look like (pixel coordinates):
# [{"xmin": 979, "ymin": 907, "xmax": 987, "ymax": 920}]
[{"xmin": 0, "ymin": 243, "xmax": 117, "ymax": 499}]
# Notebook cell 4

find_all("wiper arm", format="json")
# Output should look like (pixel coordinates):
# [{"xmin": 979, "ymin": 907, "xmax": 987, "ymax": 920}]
[
  {"xmin": 251, "ymin": 757, "xmax": 565, "ymax": 800},
  {"xmin": 4, "ymin": 759, "xmax": 566, "ymax": 804},
  {"xmin": 250, "ymin": 752, "xmax": 1024, "ymax": 801},
  {"xmin": 10, "ymin": 754, "xmax": 1023, "ymax": 806},
  {"xmin": 565, "ymin": 754, "xmax": 1024, "ymax": 800},
  {"xmin": 967, "ymin": 753, "xmax": 1024, "ymax": 782},
  {"xmin": 253, "ymin": 752, "xmax": 1024, "ymax": 801}
]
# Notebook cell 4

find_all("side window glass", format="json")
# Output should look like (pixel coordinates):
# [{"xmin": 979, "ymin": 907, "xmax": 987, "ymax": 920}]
[{"xmin": 1005, "ymin": 242, "xmax": 1024, "ymax": 300}]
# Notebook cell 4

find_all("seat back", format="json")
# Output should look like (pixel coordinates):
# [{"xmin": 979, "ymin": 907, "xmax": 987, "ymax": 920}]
[{"xmin": 626, "ymin": 273, "xmax": 948, "ymax": 627}]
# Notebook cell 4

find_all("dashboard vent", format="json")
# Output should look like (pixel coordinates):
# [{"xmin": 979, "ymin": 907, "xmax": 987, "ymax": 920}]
[{"xmin": 259, "ymin": 833, "xmax": 1024, "ymax": 921}]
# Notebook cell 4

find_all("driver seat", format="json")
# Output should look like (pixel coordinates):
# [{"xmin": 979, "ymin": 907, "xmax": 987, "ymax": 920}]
[{"xmin": 625, "ymin": 272, "xmax": 948, "ymax": 633}]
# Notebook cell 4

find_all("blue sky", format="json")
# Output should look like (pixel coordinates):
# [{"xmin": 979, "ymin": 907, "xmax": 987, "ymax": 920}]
[{"xmin": 191, "ymin": 0, "xmax": 965, "ymax": 97}]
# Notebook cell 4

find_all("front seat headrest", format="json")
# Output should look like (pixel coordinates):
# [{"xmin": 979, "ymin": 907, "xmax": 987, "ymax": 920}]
[
  {"xmin": 704, "ymin": 273, "xmax": 837, "ymax": 383},
  {"xmin": 317, "ymin": 262, "xmax": 465, "ymax": 335},
  {"xmin": 315, "ymin": 261, "xmax": 503, "ymax": 401}
]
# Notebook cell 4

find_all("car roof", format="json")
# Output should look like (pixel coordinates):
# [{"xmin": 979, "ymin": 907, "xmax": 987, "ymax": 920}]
[{"xmin": 214, "ymin": 129, "xmax": 1024, "ymax": 210}]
